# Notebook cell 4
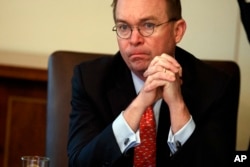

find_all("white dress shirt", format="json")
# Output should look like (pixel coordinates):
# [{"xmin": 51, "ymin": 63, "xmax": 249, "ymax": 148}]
[{"xmin": 112, "ymin": 72, "xmax": 195, "ymax": 154}]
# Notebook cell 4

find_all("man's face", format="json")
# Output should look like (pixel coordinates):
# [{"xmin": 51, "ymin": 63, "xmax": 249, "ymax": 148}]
[{"xmin": 115, "ymin": 0, "xmax": 178, "ymax": 77}]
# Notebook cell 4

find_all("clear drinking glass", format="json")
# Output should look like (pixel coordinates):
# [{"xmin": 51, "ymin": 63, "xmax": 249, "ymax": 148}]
[{"xmin": 21, "ymin": 156, "xmax": 50, "ymax": 167}]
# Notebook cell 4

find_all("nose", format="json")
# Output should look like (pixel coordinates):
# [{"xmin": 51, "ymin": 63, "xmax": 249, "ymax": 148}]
[{"xmin": 129, "ymin": 28, "xmax": 144, "ymax": 46}]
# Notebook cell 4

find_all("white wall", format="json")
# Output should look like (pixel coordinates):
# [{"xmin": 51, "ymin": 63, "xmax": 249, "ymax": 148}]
[
  {"xmin": 180, "ymin": 0, "xmax": 239, "ymax": 60},
  {"xmin": 0, "ymin": 0, "xmax": 117, "ymax": 56},
  {"xmin": 0, "ymin": 0, "xmax": 249, "ymax": 150}
]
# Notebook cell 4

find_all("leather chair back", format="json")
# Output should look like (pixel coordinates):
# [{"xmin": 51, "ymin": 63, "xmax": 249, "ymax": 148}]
[
  {"xmin": 46, "ymin": 51, "xmax": 110, "ymax": 167},
  {"xmin": 46, "ymin": 51, "xmax": 240, "ymax": 167}
]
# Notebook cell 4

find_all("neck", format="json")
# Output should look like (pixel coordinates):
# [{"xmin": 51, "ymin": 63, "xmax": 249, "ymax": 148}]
[{"xmin": 133, "ymin": 71, "xmax": 146, "ymax": 81}]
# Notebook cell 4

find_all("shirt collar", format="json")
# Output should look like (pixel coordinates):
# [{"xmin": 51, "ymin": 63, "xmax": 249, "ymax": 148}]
[{"xmin": 131, "ymin": 71, "xmax": 144, "ymax": 94}]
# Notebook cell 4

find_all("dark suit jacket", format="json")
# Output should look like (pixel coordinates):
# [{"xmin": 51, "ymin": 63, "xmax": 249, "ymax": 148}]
[
  {"xmin": 238, "ymin": 0, "xmax": 250, "ymax": 43},
  {"xmin": 68, "ymin": 47, "xmax": 238, "ymax": 167}
]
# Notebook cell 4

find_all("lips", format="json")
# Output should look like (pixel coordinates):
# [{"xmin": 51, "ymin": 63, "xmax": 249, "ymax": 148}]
[
  {"xmin": 130, "ymin": 52, "xmax": 147, "ymax": 56},
  {"xmin": 126, "ymin": 48, "xmax": 152, "ymax": 62},
  {"xmin": 129, "ymin": 53, "xmax": 149, "ymax": 60},
  {"xmin": 129, "ymin": 50, "xmax": 150, "ymax": 57}
]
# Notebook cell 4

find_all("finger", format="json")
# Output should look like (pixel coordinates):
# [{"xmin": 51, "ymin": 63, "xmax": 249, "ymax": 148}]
[
  {"xmin": 160, "ymin": 53, "xmax": 180, "ymax": 67},
  {"xmin": 178, "ymin": 67, "xmax": 182, "ymax": 77},
  {"xmin": 144, "ymin": 71, "xmax": 176, "ymax": 91},
  {"xmin": 144, "ymin": 79, "xmax": 169, "ymax": 92},
  {"xmin": 144, "ymin": 67, "xmax": 176, "ymax": 81},
  {"xmin": 144, "ymin": 60, "xmax": 179, "ymax": 77},
  {"xmin": 143, "ymin": 65, "xmax": 164, "ymax": 77},
  {"xmin": 152, "ymin": 54, "xmax": 179, "ymax": 68},
  {"xmin": 151, "ymin": 54, "xmax": 181, "ymax": 73}
]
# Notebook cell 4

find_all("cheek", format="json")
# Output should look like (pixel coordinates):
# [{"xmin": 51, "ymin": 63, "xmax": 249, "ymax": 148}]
[
  {"xmin": 117, "ymin": 40, "xmax": 130, "ymax": 61},
  {"xmin": 117, "ymin": 42, "xmax": 127, "ymax": 59},
  {"xmin": 117, "ymin": 39, "xmax": 127, "ymax": 52},
  {"xmin": 150, "ymin": 33, "xmax": 176, "ymax": 56},
  {"xmin": 147, "ymin": 37, "xmax": 169, "ymax": 55}
]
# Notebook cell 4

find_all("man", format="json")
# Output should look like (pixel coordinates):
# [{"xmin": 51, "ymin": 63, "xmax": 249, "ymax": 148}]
[{"xmin": 68, "ymin": 0, "xmax": 238, "ymax": 166}]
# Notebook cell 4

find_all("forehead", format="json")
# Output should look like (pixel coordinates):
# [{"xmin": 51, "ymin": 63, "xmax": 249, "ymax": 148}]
[{"xmin": 115, "ymin": 0, "xmax": 168, "ymax": 22}]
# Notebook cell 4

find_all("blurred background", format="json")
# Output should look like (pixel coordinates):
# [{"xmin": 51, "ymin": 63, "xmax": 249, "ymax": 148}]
[{"xmin": 0, "ymin": 0, "xmax": 249, "ymax": 166}]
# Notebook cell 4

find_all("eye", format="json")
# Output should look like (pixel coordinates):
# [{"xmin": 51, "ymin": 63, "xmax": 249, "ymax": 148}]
[
  {"xmin": 142, "ymin": 22, "xmax": 155, "ymax": 30},
  {"xmin": 117, "ymin": 24, "xmax": 130, "ymax": 32}
]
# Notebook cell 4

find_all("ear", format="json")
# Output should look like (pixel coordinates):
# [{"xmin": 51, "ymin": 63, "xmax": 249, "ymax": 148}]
[{"xmin": 174, "ymin": 19, "xmax": 186, "ymax": 43}]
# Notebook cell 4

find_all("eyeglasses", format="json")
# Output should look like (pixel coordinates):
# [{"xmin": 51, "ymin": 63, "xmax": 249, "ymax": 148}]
[{"xmin": 112, "ymin": 18, "xmax": 177, "ymax": 39}]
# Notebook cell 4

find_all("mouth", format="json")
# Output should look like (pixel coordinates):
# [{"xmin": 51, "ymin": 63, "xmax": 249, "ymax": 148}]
[
  {"xmin": 129, "ymin": 51, "xmax": 150, "ymax": 58},
  {"xmin": 126, "ymin": 48, "xmax": 152, "ymax": 63},
  {"xmin": 129, "ymin": 54, "xmax": 149, "ymax": 63}
]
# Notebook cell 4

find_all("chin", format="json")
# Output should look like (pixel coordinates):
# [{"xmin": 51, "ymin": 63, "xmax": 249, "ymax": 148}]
[{"xmin": 131, "ymin": 63, "xmax": 148, "ymax": 73}]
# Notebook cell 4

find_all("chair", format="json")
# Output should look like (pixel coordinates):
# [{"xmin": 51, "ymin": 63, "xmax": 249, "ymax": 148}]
[
  {"xmin": 46, "ymin": 51, "xmax": 240, "ymax": 167},
  {"xmin": 46, "ymin": 51, "xmax": 111, "ymax": 167}
]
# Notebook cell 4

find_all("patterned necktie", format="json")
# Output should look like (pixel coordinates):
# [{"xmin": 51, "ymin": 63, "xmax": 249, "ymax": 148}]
[{"xmin": 134, "ymin": 106, "xmax": 156, "ymax": 167}]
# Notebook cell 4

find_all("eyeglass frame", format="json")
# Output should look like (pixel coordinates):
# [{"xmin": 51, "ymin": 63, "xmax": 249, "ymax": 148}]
[{"xmin": 112, "ymin": 18, "xmax": 178, "ymax": 39}]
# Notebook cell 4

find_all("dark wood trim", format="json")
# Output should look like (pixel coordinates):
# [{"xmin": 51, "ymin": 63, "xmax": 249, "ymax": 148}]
[
  {"xmin": 0, "ymin": 64, "xmax": 48, "ymax": 167},
  {"xmin": 0, "ymin": 65, "xmax": 47, "ymax": 82}
]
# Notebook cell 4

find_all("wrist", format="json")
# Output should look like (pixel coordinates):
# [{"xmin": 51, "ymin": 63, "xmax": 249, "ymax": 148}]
[
  {"xmin": 168, "ymin": 100, "xmax": 191, "ymax": 134},
  {"xmin": 168, "ymin": 96, "xmax": 185, "ymax": 112}
]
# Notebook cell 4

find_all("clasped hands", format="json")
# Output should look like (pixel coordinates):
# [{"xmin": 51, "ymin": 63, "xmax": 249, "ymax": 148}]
[
  {"xmin": 125, "ymin": 53, "xmax": 189, "ymax": 133},
  {"xmin": 139, "ymin": 53, "xmax": 183, "ymax": 110}
]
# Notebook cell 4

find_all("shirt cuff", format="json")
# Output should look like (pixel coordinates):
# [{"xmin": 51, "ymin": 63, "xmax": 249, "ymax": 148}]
[
  {"xmin": 167, "ymin": 116, "xmax": 195, "ymax": 154},
  {"xmin": 112, "ymin": 112, "xmax": 140, "ymax": 153}
]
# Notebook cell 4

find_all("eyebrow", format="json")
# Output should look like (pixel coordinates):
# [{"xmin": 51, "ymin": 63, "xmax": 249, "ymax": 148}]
[{"xmin": 115, "ymin": 16, "xmax": 158, "ymax": 24}]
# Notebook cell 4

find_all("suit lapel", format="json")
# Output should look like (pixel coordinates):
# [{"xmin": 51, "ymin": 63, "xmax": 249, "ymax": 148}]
[
  {"xmin": 175, "ymin": 47, "xmax": 200, "ymax": 118},
  {"xmin": 106, "ymin": 53, "xmax": 137, "ymax": 118}
]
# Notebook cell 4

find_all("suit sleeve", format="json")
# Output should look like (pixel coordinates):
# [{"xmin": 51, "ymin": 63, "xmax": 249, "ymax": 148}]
[
  {"xmin": 67, "ymin": 65, "xmax": 122, "ymax": 167},
  {"xmin": 170, "ymin": 70, "xmax": 238, "ymax": 167}
]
